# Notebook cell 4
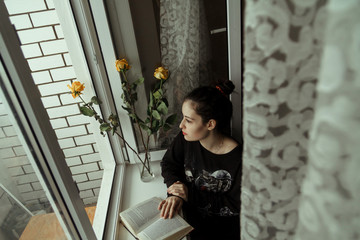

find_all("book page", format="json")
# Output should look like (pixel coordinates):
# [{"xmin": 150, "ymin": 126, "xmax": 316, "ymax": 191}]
[
  {"xmin": 120, "ymin": 197, "xmax": 161, "ymax": 234},
  {"xmin": 138, "ymin": 215, "xmax": 193, "ymax": 240}
]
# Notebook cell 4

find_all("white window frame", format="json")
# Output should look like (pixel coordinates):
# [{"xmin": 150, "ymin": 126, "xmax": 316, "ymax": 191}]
[
  {"xmin": 227, "ymin": 0, "xmax": 242, "ymax": 141},
  {"xmin": 53, "ymin": 1, "xmax": 127, "ymax": 239}
]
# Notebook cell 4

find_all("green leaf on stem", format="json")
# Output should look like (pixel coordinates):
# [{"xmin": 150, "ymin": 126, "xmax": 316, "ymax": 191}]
[
  {"xmin": 153, "ymin": 89, "xmax": 163, "ymax": 100},
  {"xmin": 135, "ymin": 77, "xmax": 144, "ymax": 85},
  {"xmin": 91, "ymin": 96, "xmax": 102, "ymax": 105},
  {"xmin": 152, "ymin": 110, "xmax": 161, "ymax": 120},
  {"xmin": 100, "ymin": 123, "xmax": 111, "ymax": 132},
  {"xmin": 80, "ymin": 106, "xmax": 95, "ymax": 117},
  {"xmin": 149, "ymin": 92, "xmax": 154, "ymax": 108},
  {"xmin": 139, "ymin": 122, "xmax": 149, "ymax": 131},
  {"xmin": 129, "ymin": 113, "xmax": 137, "ymax": 120},
  {"xmin": 122, "ymin": 106, "xmax": 131, "ymax": 112},
  {"xmin": 157, "ymin": 101, "xmax": 168, "ymax": 115}
]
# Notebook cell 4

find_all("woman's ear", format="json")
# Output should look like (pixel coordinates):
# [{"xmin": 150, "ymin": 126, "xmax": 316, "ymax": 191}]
[{"xmin": 207, "ymin": 119, "xmax": 217, "ymax": 131}]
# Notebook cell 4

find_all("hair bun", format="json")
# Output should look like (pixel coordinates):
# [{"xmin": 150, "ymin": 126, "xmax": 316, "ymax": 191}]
[{"xmin": 214, "ymin": 79, "xmax": 235, "ymax": 96}]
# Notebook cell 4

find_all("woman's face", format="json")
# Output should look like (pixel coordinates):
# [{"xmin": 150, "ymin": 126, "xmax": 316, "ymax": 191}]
[{"xmin": 179, "ymin": 100, "xmax": 209, "ymax": 141}]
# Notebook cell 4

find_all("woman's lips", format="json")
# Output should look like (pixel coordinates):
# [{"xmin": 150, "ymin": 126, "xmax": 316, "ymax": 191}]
[{"xmin": 182, "ymin": 131, "xmax": 187, "ymax": 135}]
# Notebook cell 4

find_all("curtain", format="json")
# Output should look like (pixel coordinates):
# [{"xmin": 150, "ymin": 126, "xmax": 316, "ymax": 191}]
[
  {"xmin": 159, "ymin": 0, "xmax": 211, "ymax": 145},
  {"xmin": 295, "ymin": 0, "xmax": 360, "ymax": 239},
  {"xmin": 242, "ymin": 0, "xmax": 360, "ymax": 239}
]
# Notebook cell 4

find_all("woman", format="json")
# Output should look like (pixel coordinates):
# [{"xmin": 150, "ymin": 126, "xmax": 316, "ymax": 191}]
[{"xmin": 158, "ymin": 80, "xmax": 241, "ymax": 239}]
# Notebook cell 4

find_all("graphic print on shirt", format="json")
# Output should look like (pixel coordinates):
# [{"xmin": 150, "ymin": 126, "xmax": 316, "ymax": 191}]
[{"xmin": 185, "ymin": 168, "xmax": 232, "ymax": 193}]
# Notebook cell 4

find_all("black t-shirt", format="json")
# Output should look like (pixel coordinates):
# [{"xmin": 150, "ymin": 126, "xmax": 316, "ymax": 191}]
[{"xmin": 161, "ymin": 132, "xmax": 242, "ymax": 239}]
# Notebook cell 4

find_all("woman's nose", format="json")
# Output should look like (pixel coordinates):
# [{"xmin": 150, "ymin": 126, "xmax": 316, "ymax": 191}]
[{"xmin": 179, "ymin": 118, "xmax": 185, "ymax": 129}]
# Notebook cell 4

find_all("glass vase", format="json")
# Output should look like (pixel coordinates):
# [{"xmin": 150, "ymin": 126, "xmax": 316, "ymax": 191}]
[{"xmin": 139, "ymin": 152, "xmax": 155, "ymax": 182}]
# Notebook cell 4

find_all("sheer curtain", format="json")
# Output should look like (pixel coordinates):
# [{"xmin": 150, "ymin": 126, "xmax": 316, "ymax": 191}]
[
  {"xmin": 159, "ymin": 0, "xmax": 211, "ymax": 144},
  {"xmin": 242, "ymin": 0, "xmax": 360, "ymax": 239}
]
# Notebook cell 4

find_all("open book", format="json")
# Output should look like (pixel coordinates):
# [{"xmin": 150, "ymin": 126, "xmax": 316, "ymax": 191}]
[{"xmin": 119, "ymin": 197, "xmax": 193, "ymax": 240}]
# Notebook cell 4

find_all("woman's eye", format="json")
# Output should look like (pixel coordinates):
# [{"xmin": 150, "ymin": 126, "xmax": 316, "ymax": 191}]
[{"xmin": 185, "ymin": 119, "xmax": 191, "ymax": 123}]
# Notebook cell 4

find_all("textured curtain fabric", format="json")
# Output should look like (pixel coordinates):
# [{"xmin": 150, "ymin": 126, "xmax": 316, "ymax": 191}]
[
  {"xmin": 242, "ymin": 0, "xmax": 360, "ymax": 239},
  {"xmin": 159, "ymin": 0, "xmax": 211, "ymax": 145},
  {"xmin": 295, "ymin": 1, "xmax": 360, "ymax": 239}
]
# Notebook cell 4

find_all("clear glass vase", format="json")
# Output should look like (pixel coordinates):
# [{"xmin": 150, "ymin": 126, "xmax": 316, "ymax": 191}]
[{"xmin": 139, "ymin": 152, "xmax": 155, "ymax": 182}]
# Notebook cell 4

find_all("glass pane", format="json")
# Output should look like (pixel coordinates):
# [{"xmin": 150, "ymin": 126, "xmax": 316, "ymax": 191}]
[
  {"xmin": 0, "ymin": 97, "xmax": 58, "ymax": 239},
  {"xmin": 3, "ymin": 0, "xmax": 115, "ymax": 236},
  {"xmin": 0, "ymin": 96, "xmax": 96, "ymax": 239},
  {"xmin": 3, "ymin": 0, "xmax": 105, "ymax": 206}
]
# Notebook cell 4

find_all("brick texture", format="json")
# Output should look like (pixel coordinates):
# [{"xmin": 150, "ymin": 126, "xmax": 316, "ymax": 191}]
[{"xmin": 1, "ymin": 0, "xmax": 103, "ymax": 207}]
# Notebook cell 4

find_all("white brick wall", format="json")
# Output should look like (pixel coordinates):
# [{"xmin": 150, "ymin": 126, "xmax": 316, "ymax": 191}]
[
  {"xmin": 3, "ymin": 126, "xmax": 17, "ymax": 136},
  {"xmin": 21, "ymin": 43, "xmax": 43, "ymax": 58},
  {"xmin": 42, "ymin": 95, "xmax": 61, "ymax": 108},
  {"xmin": 32, "ymin": 71, "xmax": 53, "ymax": 84},
  {"xmin": 38, "ymin": 80, "xmax": 72, "ymax": 97},
  {"xmin": 59, "ymin": 138, "xmax": 76, "ymax": 149},
  {"xmin": 13, "ymin": 146, "xmax": 26, "ymax": 155},
  {"xmin": 50, "ymin": 66, "xmax": 76, "ymax": 81},
  {"xmin": 55, "ymin": 125, "xmax": 87, "ymax": 139},
  {"xmin": 88, "ymin": 170, "xmax": 103, "ymax": 180},
  {"xmin": 2, "ymin": 0, "xmax": 103, "ymax": 207},
  {"xmin": 50, "ymin": 118, "xmax": 68, "ymax": 129},
  {"xmin": 0, "ymin": 148, "xmax": 15, "ymax": 158},
  {"xmin": 63, "ymin": 145, "xmax": 94, "ymax": 158},
  {"xmin": 81, "ymin": 153, "xmax": 101, "ymax": 164},
  {"xmin": 30, "ymin": 10, "xmax": 59, "ymax": 27},
  {"xmin": 77, "ymin": 179, "xmax": 102, "ymax": 191},
  {"xmin": 9, "ymin": 166, "xmax": 24, "ymax": 177},
  {"xmin": 10, "ymin": 15, "xmax": 32, "ymax": 30},
  {"xmin": 4, "ymin": 0, "xmax": 47, "ymax": 15},
  {"xmin": 65, "ymin": 156, "xmax": 81, "ymax": 166},
  {"xmin": 27, "ymin": 54, "xmax": 65, "ymax": 71},
  {"xmin": 18, "ymin": 27, "xmax": 56, "ymax": 44},
  {"xmin": 75, "ymin": 135, "xmax": 96, "ymax": 145},
  {"xmin": 41, "ymin": 39, "xmax": 68, "ymax": 56},
  {"xmin": 73, "ymin": 174, "xmax": 88, "ymax": 183},
  {"xmin": 70, "ymin": 163, "xmax": 99, "ymax": 175}
]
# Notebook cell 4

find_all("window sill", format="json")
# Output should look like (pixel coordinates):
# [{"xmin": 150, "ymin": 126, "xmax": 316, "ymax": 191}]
[{"xmin": 117, "ymin": 161, "xmax": 167, "ymax": 240}]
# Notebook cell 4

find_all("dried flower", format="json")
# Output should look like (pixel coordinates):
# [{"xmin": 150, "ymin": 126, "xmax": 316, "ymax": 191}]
[
  {"xmin": 115, "ymin": 58, "xmax": 131, "ymax": 72},
  {"xmin": 69, "ymin": 58, "xmax": 176, "ymax": 181},
  {"xmin": 67, "ymin": 81, "xmax": 85, "ymax": 98},
  {"xmin": 154, "ymin": 66, "xmax": 169, "ymax": 80}
]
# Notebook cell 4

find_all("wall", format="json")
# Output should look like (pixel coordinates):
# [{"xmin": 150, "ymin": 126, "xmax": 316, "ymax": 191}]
[{"xmin": 2, "ymin": 0, "xmax": 103, "ymax": 207}]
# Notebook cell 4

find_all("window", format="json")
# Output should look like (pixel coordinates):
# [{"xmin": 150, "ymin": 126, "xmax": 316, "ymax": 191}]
[{"xmin": 1, "ymin": 0, "xmax": 241, "ymax": 239}]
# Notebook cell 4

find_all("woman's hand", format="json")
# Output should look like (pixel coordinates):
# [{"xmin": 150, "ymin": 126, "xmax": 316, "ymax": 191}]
[
  {"xmin": 167, "ymin": 181, "xmax": 188, "ymax": 202},
  {"xmin": 158, "ymin": 181, "xmax": 188, "ymax": 219},
  {"xmin": 157, "ymin": 196, "xmax": 183, "ymax": 219}
]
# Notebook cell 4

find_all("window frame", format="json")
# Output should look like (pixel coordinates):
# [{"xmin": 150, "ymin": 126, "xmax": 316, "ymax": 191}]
[
  {"xmin": 2, "ymin": 0, "xmax": 242, "ymax": 239},
  {"xmin": 227, "ymin": 0, "xmax": 242, "ymax": 141}
]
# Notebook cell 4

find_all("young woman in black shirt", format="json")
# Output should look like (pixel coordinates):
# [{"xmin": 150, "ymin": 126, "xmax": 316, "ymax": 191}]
[{"xmin": 158, "ymin": 80, "xmax": 241, "ymax": 239}]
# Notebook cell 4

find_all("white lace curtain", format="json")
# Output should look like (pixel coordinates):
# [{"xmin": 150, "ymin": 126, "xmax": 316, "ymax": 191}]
[
  {"xmin": 242, "ymin": 0, "xmax": 360, "ymax": 239},
  {"xmin": 159, "ymin": 0, "xmax": 211, "ymax": 143}
]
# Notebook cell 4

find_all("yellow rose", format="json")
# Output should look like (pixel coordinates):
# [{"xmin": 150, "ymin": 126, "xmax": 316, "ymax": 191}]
[
  {"xmin": 67, "ymin": 81, "xmax": 85, "ymax": 98},
  {"xmin": 154, "ymin": 66, "xmax": 169, "ymax": 80},
  {"xmin": 115, "ymin": 58, "xmax": 131, "ymax": 72}
]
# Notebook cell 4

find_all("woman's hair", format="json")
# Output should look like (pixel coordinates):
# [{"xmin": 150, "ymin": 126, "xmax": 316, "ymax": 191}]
[{"xmin": 184, "ymin": 79, "xmax": 235, "ymax": 135}]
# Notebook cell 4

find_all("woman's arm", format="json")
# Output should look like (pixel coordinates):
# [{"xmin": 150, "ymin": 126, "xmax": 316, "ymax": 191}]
[
  {"xmin": 160, "ymin": 132, "xmax": 186, "ymax": 187},
  {"xmin": 158, "ymin": 132, "xmax": 188, "ymax": 218}
]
